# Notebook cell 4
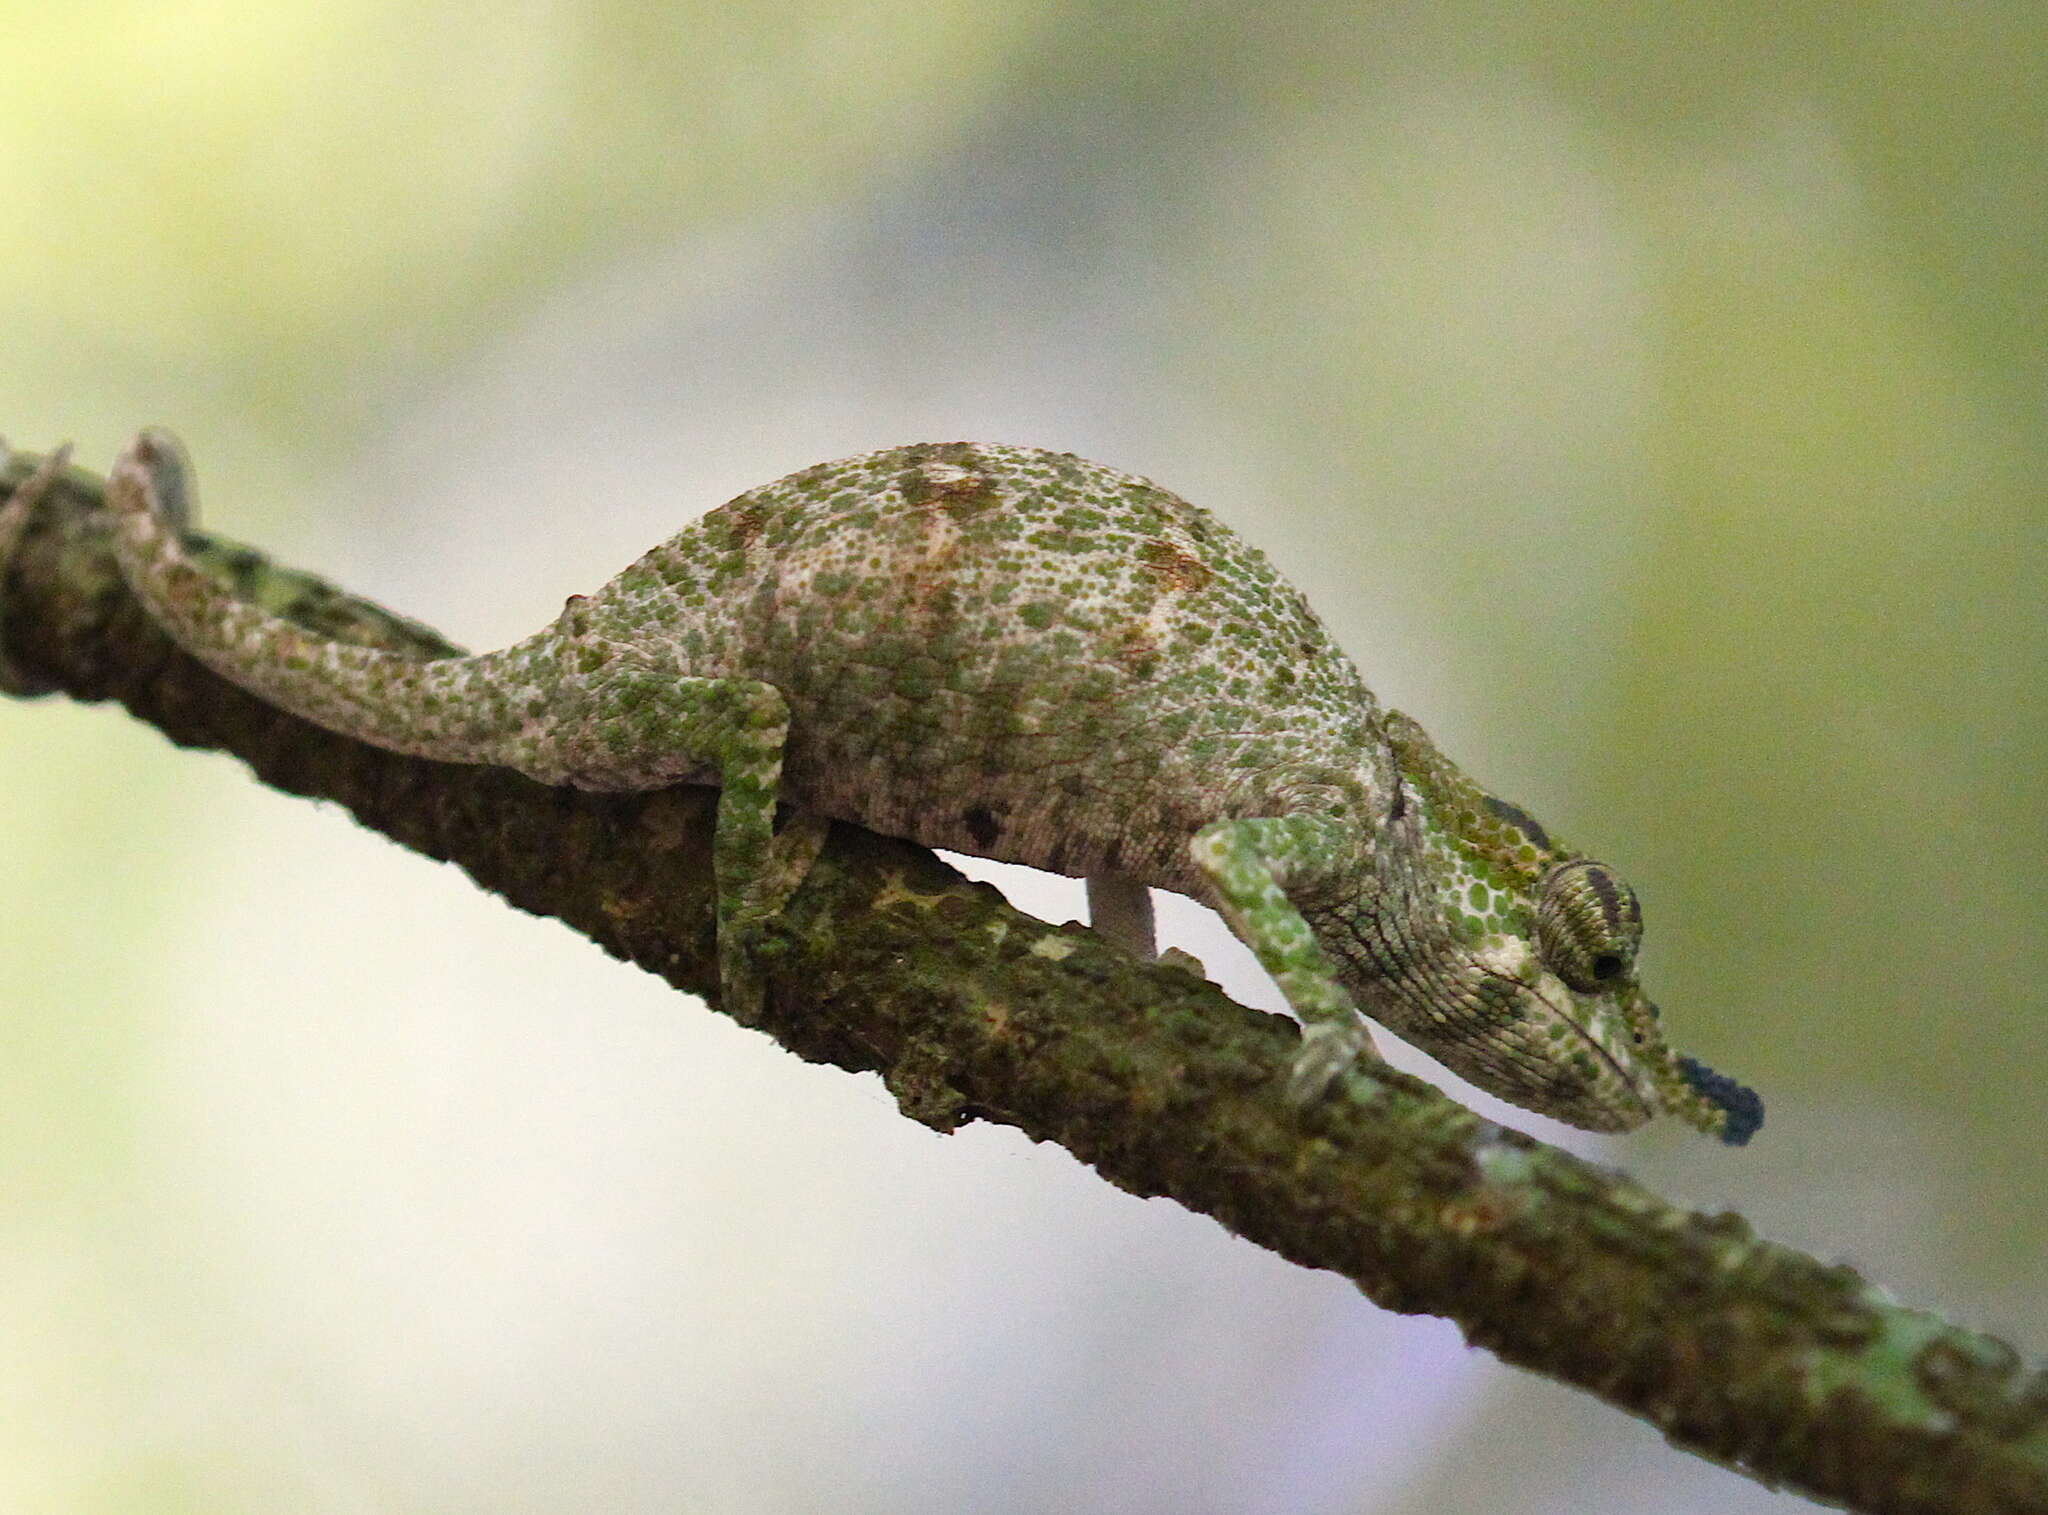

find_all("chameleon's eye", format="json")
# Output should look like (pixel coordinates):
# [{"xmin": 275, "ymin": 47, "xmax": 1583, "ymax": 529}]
[{"xmin": 1537, "ymin": 859, "xmax": 1644, "ymax": 993}]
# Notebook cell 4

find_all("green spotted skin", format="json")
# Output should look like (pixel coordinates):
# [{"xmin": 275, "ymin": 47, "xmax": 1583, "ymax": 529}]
[{"xmin": 95, "ymin": 433, "xmax": 1760, "ymax": 1143}]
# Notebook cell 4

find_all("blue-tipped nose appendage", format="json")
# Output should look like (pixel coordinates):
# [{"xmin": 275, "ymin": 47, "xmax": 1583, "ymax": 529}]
[{"xmin": 1678, "ymin": 1056, "xmax": 1765, "ymax": 1146}]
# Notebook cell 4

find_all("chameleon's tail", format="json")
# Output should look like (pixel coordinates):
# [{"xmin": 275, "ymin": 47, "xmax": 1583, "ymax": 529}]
[{"xmin": 103, "ymin": 431, "xmax": 557, "ymax": 771}]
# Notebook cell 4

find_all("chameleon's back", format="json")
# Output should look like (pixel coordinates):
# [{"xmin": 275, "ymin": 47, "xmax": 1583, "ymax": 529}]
[{"xmin": 583, "ymin": 443, "xmax": 1388, "ymax": 893}]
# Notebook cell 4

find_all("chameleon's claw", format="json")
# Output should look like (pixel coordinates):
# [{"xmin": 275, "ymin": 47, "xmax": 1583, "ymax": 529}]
[{"xmin": 1286, "ymin": 1019, "xmax": 1374, "ymax": 1103}]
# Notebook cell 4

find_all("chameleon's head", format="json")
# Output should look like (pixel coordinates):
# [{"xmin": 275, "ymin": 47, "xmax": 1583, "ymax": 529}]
[
  {"xmin": 1377, "ymin": 715, "xmax": 1764, "ymax": 1146},
  {"xmin": 1524, "ymin": 857, "xmax": 1762, "ymax": 1144}
]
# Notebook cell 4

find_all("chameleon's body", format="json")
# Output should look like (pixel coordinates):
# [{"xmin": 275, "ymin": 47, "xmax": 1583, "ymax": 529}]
[{"xmin": 90, "ymin": 433, "xmax": 1760, "ymax": 1143}]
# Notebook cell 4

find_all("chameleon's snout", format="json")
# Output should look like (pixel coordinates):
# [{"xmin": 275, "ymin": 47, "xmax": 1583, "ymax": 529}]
[{"xmin": 1620, "ymin": 990, "xmax": 1765, "ymax": 1145}]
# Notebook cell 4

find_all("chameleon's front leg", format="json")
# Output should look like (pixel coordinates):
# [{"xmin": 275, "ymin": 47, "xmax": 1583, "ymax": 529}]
[{"xmin": 1190, "ymin": 815, "xmax": 1382, "ymax": 1100}]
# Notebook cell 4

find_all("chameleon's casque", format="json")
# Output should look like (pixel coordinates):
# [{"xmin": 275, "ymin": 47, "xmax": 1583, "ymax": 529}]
[{"xmin": 96, "ymin": 433, "xmax": 1760, "ymax": 1144}]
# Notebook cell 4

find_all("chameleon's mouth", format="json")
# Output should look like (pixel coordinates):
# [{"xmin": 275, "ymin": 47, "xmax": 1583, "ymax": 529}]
[{"xmin": 1457, "ymin": 961, "xmax": 1656, "ymax": 1129}]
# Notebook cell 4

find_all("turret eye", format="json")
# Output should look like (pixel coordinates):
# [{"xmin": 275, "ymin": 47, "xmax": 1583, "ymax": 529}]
[{"xmin": 1536, "ymin": 860, "xmax": 1644, "ymax": 993}]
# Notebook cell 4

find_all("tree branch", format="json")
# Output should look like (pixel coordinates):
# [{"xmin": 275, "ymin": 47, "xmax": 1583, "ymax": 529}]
[{"xmin": 4, "ymin": 443, "xmax": 2043, "ymax": 1515}]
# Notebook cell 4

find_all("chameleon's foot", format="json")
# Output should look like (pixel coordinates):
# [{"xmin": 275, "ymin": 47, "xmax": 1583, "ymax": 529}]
[
  {"xmin": 717, "ymin": 921, "xmax": 773, "ymax": 1026},
  {"xmin": 1286, "ymin": 1019, "xmax": 1375, "ymax": 1103},
  {"xmin": 715, "ymin": 813, "xmax": 831, "ymax": 1027}
]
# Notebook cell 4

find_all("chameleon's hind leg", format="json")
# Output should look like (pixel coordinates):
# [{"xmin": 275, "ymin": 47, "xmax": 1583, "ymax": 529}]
[
  {"xmin": 713, "ymin": 781, "xmax": 829, "ymax": 1025},
  {"xmin": 683, "ymin": 683, "xmax": 828, "ymax": 1026},
  {"xmin": 1190, "ymin": 814, "xmax": 1382, "ymax": 1101},
  {"xmin": 569, "ymin": 666, "xmax": 828, "ymax": 1024}
]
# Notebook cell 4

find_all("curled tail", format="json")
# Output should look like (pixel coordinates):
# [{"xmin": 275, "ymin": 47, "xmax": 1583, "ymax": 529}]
[{"xmin": 105, "ymin": 431, "xmax": 560, "ymax": 772}]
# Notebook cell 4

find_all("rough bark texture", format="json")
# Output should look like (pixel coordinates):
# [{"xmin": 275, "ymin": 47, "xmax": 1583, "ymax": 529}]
[{"xmin": 4, "ymin": 447, "xmax": 2044, "ymax": 1515}]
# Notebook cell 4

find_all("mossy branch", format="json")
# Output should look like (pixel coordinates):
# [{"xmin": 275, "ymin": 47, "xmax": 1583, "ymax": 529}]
[{"xmin": 3, "ymin": 444, "xmax": 2043, "ymax": 1515}]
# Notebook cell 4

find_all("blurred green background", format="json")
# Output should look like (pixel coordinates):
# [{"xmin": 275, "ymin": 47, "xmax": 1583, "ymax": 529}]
[{"xmin": 2, "ymin": 3, "xmax": 2042, "ymax": 1511}]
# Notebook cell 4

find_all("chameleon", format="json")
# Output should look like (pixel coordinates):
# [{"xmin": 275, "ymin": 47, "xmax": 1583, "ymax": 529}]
[{"xmin": 72, "ymin": 431, "xmax": 1760, "ymax": 1145}]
